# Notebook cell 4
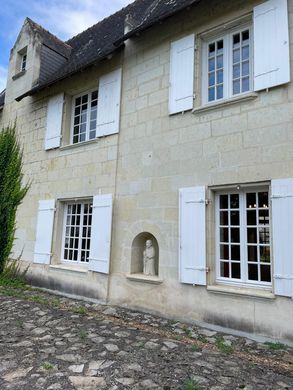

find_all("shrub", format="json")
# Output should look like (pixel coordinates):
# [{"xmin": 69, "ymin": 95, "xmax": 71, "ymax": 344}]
[{"xmin": 0, "ymin": 124, "xmax": 29, "ymax": 274}]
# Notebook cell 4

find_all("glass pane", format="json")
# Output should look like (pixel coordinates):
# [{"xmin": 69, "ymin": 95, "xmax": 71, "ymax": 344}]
[
  {"xmin": 247, "ymin": 228, "xmax": 257, "ymax": 243},
  {"xmin": 208, "ymin": 88, "xmax": 215, "ymax": 102},
  {"xmin": 246, "ymin": 193, "xmax": 256, "ymax": 208},
  {"xmin": 247, "ymin": 245, "xmax": 258, "ymax": 262},
  {"xmin": 233, "ymin": 64, "xmax": 240, "ymax": 79},
  {"xmin": 259, "ymin": 210, "xmax": 269, "ymax": 225},
  {"xmin": 75, "ymin": 97, "xmax": 81, "ymax": 106},
  {"xmin": 92, "ymin": 90, "xmax": 98, "ymax": 100},
  {"xmin": 90, "ymin": 120, "xmax": 96, "ymax": 130},
  {"xmin": 242, "ymin": 45, "xmax": 249, "ymax": 60},
  {"xmin": 231, "ymin": 263, "xmax": 241, "ymax": 279},
  {"xmin": 217, "ymin": 70, "xmax": 223, "ymax": 84},
  {"xmin": 233, "ymin": 33, "xmax": 240, "ymax": 46},
  {"xmin": 217, "ymin": 55, "xmax": 223, "ymax": 68},
  {"xmin": 242, "ymin": 77, "xmax": 250, "ymax": 92},
  {"xmin": 74, "ymin": 107, "xmax": 80, "ymax": 116},
  {"xmin": 209, "ymin": 43, "xmax": 215, "ymax": 55},
  {"xmin": 220, "ymin": 228, "xmax": 229, "ymax": 242},
  {"xmin": 80, "ymin": 133, "xmax": 86, "ymax": 142},
  {"xmin": 259, "ymin": 228, "xmax": 270, "ymax": 244},
  {"xmin": 231, "ymin": 245, "xmax": 240, "ymax": 261},
  {"xmin": 73, "ymin": 135, "xmax": 78, "ymax": 144},
  {"xmin": 260, "ymin": 246, "xmax": 270, "ymax": 263},
  {"xmin": 248, "ymin": 264, "xmax": 258, "ymax": 281},
  {"xmin": 217, "ymin": 85, "xmax": 223, "ymax": 99},
  {"xmin": 247, "ymin": 210, "xmax": 256, "ymax": 226},
  {"xmin": 220, "ymin": 262, "xmax": 229, "ymax": 278},
  {"xmin": 242, "ymin": 30, "xmax": 249, "ymax": 42},
  {"xmin": 242, "ymin": 61, "xmax": 249, "ymax": 76},
  {"xmin": 230, "ymin": 194, "xmax": 239, "ymax": 209},
  {"xmin": 81, "ymin": 113, "xmax": 87, "ymax": 123},
  {"xmin": 233, "ymin": 49, "xmax": 240, "ymax": 63},
  {"xmin": 230, "ymin": 228, "xmax": 240, "ymax": 243},
  {"xmin": 260, "ymin": 265, "xmax": 271, "ymax": 282},
  {"xmin": 209, "ymin": 73, "xmax": 215, "ymax": 87},
  {"xmin": 220, "ymin": 211, "xmax": 228, "ymax": 225},
  {"xmin": 89, "ymin": 131, "xmax": 96, "ymax": 140},
  {"xmin": 258, "ymin": 192, "xmax": 269, "ymax": 208},
  {"xmin": 230, "ymin": 211, "xmax": 239, "ymax": 225},
  {"xmin": 82, "ymin": 95, "xmax": 88, "ymax": 104},
  {"xmin": 217, "ymin": 40, "xmax": 223, "ymax": 51},
  {"xmin": 220, "ymin": 245, "xmax": 229, "ymax": 260},
  {"xmin": 233, "ymin": 79, "xmax": 240, "ymax": 95},
  {"xmin": 209, "ymin": 58, "xmax": 215, "ymax": 72},
  {"xmin": 220, "ymin": 195, "xmax": 228, "ymax": 209}
]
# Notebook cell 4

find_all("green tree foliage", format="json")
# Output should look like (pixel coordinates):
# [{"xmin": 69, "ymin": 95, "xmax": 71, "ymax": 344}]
[{"xmin": 0, "ymin": 125, "xmax": 29, "ymax": 274}]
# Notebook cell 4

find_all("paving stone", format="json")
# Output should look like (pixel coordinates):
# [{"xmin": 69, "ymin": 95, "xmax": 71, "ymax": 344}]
[
  {"xmin": 163, "ymin": 341, "xmax": 178, "ymax": 349},
  {"xmin": 55, "ymin": 354, "xmax": 82, "ymax": 363},
  {"xmin": 144, "ymin": 341, "xmax": 159, "ymax": 349},
  {"xmin": 69, "ymin": 376, "xmax": 106, "ymax": 389},
  {"xmin": 116, "ymin": 377, "xmax": 135, "ymax": 385},
  {"xmin": 68, "ymin": 364, "xmax": 84, "ymax": 373},
  {"xmin": 104, "ymin": 344, "xmax": 119, "ymax": 352}
]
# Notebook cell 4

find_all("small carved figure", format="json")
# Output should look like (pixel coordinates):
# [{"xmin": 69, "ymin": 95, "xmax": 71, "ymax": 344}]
[{"xmin": 143, "ymin": 239, "xmax": 156, "ymax": 276}]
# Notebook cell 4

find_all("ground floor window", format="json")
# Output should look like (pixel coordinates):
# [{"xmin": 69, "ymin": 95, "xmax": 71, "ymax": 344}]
[
  {"xmin": 216, "ymin": 188, "xmax": 271, "ymax": 286},
  {"xmin": 62, "ymin": 201, "xmax": 92, "ymax": 264}
]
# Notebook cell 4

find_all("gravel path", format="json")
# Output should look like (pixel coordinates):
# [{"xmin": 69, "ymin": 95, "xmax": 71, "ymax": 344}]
[{"xmin": 0, "ymin": 287, "xmax": 292, "ymax": 389}]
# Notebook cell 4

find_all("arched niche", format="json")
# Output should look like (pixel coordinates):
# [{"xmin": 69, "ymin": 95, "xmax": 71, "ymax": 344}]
[{"xmin": 131, "ymin": 232, "xmax": 159, "ymax": 276}]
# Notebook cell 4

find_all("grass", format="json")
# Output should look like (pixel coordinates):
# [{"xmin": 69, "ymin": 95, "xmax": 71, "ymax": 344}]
[
  {"xmin": 183, "ymin": 326, "xmax": 193, "ymax": 338},
  {"xmin": 72, "ymin": 306, "xmax": 87, "ymax": 315},
  {"xmin": 182, "ymin": 378, "xmax": 199, "ymax": 390},
  {"xmin": 40, "ymin": 361, "xmax": 54, "ymax": 370},
  {"xmin": 215, "ymin": 336, "xmax": 234, "ymax": 355},
  {"xmin": 264, "ymin": 341, "xmax": 286, "ymax": 350},
  {"xmin": 79, "ymin": 330, "xmax": 87, "ymax": 340},
  {"xmin": 191, "ymin": 344, "xmax": 201, "ymax": 352},
  {"xmin": 197, "ymin": 335, "xmax": 208, "ymax": 343}
]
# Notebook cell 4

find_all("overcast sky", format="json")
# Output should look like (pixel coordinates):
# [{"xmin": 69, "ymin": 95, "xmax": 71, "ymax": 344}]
[{"xmin": 0, "ymin": 0, "xmax": 134, "ymax": 91}]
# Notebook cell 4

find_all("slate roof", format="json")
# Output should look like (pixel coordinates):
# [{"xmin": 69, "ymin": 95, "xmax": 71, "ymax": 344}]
[
  {"xmin": 0, "ymin": 90, "xmax": 5, "ymax": 108},
  {"xmin": 16, "ymin": 0, "xmax": 201, "ymax": 101}
]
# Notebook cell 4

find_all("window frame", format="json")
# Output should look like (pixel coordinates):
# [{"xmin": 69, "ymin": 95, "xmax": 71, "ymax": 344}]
[
  {"xmin": 60, "ymin": 199, "xmax": 93, "ymax": 265},
  {"xmin": 215, "ymin": 186, "xmax": 272, "ymax": 289},
  {"xmin": 202, "ymin": 23, "xmax": 253, "ymax": 105},
  {"xmin": 70, "ymin": 88, "xmax": 99, "ymax": 145},
  {"xmin": 20, "ymin": 53, "xmax": 27, "ymax": 72}
]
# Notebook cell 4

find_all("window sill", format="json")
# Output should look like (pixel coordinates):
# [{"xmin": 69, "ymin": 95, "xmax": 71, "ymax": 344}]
[
  {"xmin": 207, "ymin": 284, "xmax": 275, "ymax": 300},
  {"xmin": 49, "ymin": 264, "xmax": 88, "ymax": 275},
  {"xmin": 193, "ymin": 92, "xmax": 258, "ymax": 114},
  {"xmin": 12, "ymin": 70, "xmax": 26, "ymax": 80},
  {"xmin": 126, "ymin": 273, "xmax": 163, "ymax": 285},
  {"xmin": 60, "ymin": 138, "xmax": 98, "ymax": 151}
]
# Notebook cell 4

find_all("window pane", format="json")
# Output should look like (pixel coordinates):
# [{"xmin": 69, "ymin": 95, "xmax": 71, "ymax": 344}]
[
  {"xmin": 220, "ymin": 228, "xmax": 229, "ymax": 242},
  {"xmin": 230, "ymin": 228, "xmax": 240, "ymax": 243},
  {"xmin": 208, "ymin": 88, "xmax": 215, "ymax": 101},
  {"xmin": 217, "ymin": 40, "xmax": 223, "ymax": 51},
  {"xmin": 231, "ymin": 245, "xmax": 240, "ymax": 261},
  {"xmin": 82, "ymin": 95, "xmax": 88, "ymax": 104},
  {"xmin": 217, "ymin": 85, "xmax": 223, "ymax": 99},
  {"xmin": 230, "ymin": 194, "xmax": 239, "ymax": 209},
  {"xmin": 230, "ymin": 211, "xmax": 239, "ymax": 225},
  {"xmin": 220, "ymin": 211, "xmax": 228, "ymax": 225},
  {"xmin": 248, "ymin": 264, "xmax": 258, "ymax": 281},
  {"xmin": 260, "ymin": 265, "xmax": 271, "ymax": 282},
  {"xmin": 233, "ymin": 80, "xmax": 240, "ymax": 95},
  {"xmin": 259, "ymin": 228, "xmax": 270, "ymax": 244},
  {"xmin": 209, "ymin": 58, "xmax": 215, "ymax": 72},
  {"xmin": 231, "ymin": 263, "xmax": 241, "ymax": 279},
  {"xmin": 220, "ymin": 245, "xmax": 229, "ymax": 260},
  {"xmin": 260, "ymin": 246, "xmax": 270, "ymax": 263},
  {"xmin": 246, "ymin": 193, "xmax": 256, "ymax": 209},
  {"xmin": 242, "ymin": 30, "xmax": 249, "ymax": 42},
  {"xmin": 258, "ymin": 192, "xmax": 269, "ymax": 208},
  {"xmin": 233, "ymin": 64, "xmax": 240, "ymax": 79},
  {"xmin": 217, "ymin": 55, "xmax": 223, "ymax": 68},
  {"xmin": 233, "ymin": 33, "xmax": 240, "ymax": 46},
  {"xmin": 89, "ymin": 131, "xmax": 96, "ymax": 140},
  {"xmin": 209, "ymin": 43, "xmax": 215, "ymax": 55},
  {"xmin": 209, "ymin": 73, "xmax": 215, "ymax": 86},
  {"xmin": 247, "ymin": 228, "xmax": 257, "ymax": 243},
  {"xmin": 75, "ymin": 97, "xmax": 81, "ymax": 106},
  {"xmin": 242, "ymin": 77, "xmax": 249, "ymax": 92},
  {"xmin": 242, "ymin": 61, "xmax": 249, "ymax": 77},
  {"xmin": 242, "ymin": 45, "xmax": 249, "ymax": 60},
  {"xmin": 233, "ymin": 49, "xmax": 240, "ymax": 63},
  {"xmin": 220, "ymin": 262, "xmax": 230, "ymax": 278},
  {"xmin": 247, "ymin": 245, "xmax": 257, "ymax": 262},
  {"xmin": 217, "ymin": 70, "xmax": 223, "ymax": 84},
  {"xmin": 247, "ymin": 210, "xmax": 256, "ymax": 226},
  {"xmin": 220, "ymin": 195, "xmax": 228, "ymax": 209}
]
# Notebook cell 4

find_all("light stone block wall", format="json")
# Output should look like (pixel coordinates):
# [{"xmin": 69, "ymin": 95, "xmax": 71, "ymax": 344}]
[{"xmin": 0, "ymin": 0, "xmax": 292, "ymax": 340}]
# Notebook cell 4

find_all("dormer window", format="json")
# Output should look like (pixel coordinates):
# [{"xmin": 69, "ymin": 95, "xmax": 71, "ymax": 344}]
[{"xmin": 21, "ymin": 53, "xmax": 27, "ymax": 72}]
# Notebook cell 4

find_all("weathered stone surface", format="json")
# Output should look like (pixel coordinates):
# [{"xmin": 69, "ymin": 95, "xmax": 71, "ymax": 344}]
[{"xmin": 69, "ymin": 376, "xmax": 106, "ymax": 389}]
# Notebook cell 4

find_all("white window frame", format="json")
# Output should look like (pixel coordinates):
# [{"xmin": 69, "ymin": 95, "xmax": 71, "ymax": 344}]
[
  {"xmin": 61, "ymin": 200, "xmax": 93, "ymax": 265},
  {"xmin": 202, "ymin": 23, "xmax": 253, "ymax": 105},
  {"xmin": 70, "ymin": 88, "xmax": 98, "ymax": 144},
  {"xmin": 215, "ymin": 186, "xmax": 272, "ymax": 289},
  {"xmin": 21, "ymin": 53, "xmax": 27, "ymax": 72}
]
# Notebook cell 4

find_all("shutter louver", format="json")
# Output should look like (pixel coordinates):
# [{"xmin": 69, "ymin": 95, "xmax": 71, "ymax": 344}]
[
  {"xmin": 45, "ymin": 93, "xmax": 64, "ymax": 150},
  {"xmin": 271, "ymin": 179, "xmax": 293, "ymax": 298},
  {"xmin": 253, "ymin": 0, "xmax": 290, "ymax": 91},
  {"xmin": 33, "ymin": 200, "xmax": 55, "ymax": 264},
  {"xmin": 96, "ymin": 69, "xmax": 122, "ymax": 137},
  {"xmin": 88, "ymin": 194, "xmax": 113, "ymax": 274},
  {"xmin": 169, "ymin": 34, "xmax": 195, "ymax": 115},
  {"xmin": 179, "ymin": 186, "xmax": 207, "ymax": 285}
]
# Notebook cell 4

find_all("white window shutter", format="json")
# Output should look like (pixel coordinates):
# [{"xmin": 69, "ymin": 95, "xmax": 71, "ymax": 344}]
[
  {"xmin": 88, "ymin": 194, "xmax": 113, "ymax": 274},
  {"xmin": 253, "ymin": 0, "xmax": 290, "ymax": 91},
  {"xmin": 271, "ymin": 179, "xmax": 293, "ymax": 298},
  {"xmin": 45, "ymin": 93, "xmax": 64, "ymax": 150},
  {"xmin": 33, "ymin": 200, "xmax": 55, "ymax": 264},
  {"xmin": 179, "ymin": 186, "xmax": 206, "ymax": 285},
  {"xmin": 169, "ymin": 34, "xmax": 195, "ymax": 115},
  {"xmin": 96, "ymin": 68, "xmax": 122, "ymax": 137}
]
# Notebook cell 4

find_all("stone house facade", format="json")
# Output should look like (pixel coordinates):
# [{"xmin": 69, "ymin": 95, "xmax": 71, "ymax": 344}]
[{"xmin": 0, "ymin": 0, "xmax": 293, "ymax": 341}]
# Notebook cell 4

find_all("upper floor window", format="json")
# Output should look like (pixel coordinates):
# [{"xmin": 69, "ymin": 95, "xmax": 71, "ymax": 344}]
[
  {"xmin": 71, "ymin": 90, "xmax": 98, "ymax": 144},
  {"xmin": 21, "ymin": 53, "xmax": 27, "ymax": 72},
  {"xmin": 203, "ymin": 26, "xmax": 252, "ymax": 104}
]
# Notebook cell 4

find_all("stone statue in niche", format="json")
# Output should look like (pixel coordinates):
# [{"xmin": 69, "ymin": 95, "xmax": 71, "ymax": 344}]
[{"xmin": 143, "ymin": 239, "xmax": 156, "ymax": 276}]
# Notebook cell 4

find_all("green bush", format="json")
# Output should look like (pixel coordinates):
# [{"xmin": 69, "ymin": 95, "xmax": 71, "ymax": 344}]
[{"xmin": 0, "ymin": 125, "xmax": 29, "ymax": 274}]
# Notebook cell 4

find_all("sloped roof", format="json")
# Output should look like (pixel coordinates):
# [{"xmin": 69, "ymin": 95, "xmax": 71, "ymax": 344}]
[
  {"xmin": 17, "ymin": 0, "xmax": 201, "ymax": 101},
  {"xmin": 0, "ymin": 90, "xmax": 5, "ymax": 108}
]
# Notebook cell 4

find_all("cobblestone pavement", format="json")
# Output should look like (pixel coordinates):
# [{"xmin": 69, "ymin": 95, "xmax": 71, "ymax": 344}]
[{"xmin": 0, "ymin": 287, "xmax": 292, "ymax": 390}]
